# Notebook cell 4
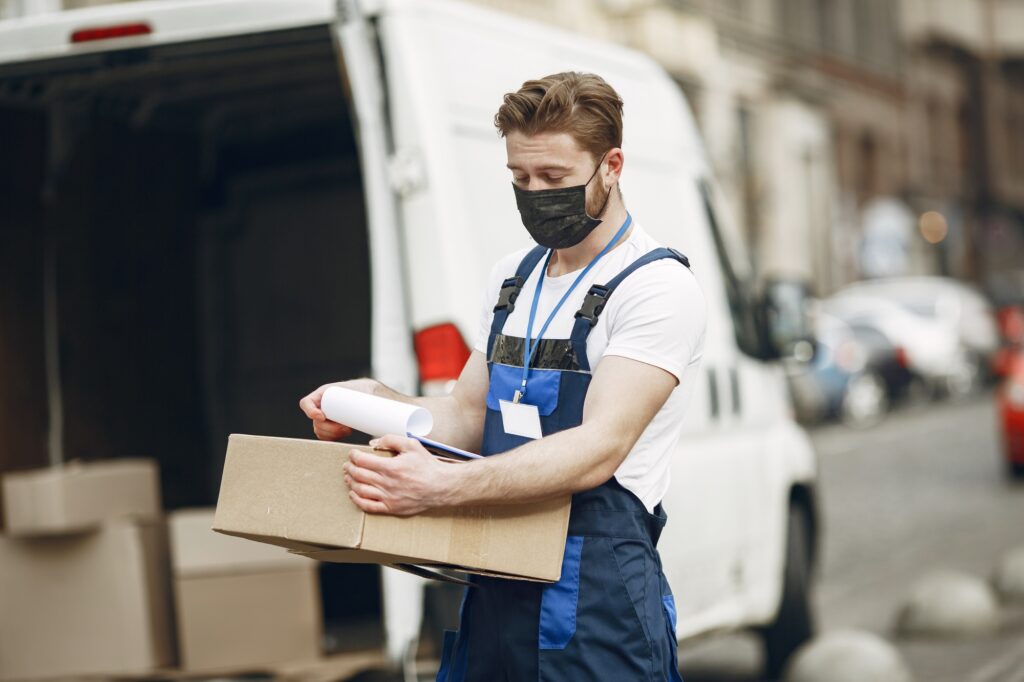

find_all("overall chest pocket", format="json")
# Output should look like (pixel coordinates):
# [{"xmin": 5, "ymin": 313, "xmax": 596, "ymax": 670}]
[{"xmin": 485, "ymin": 363, "xmax": 561, "ymax": 416}]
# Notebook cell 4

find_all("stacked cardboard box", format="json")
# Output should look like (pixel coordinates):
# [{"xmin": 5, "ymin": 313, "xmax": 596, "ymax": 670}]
[
  {"xmin": 169, "ymin": 508, "xmax": 321, "ymax": 672},
  {"xmin": 0, "ymin": 460, "xmax": 174, "ymax": 681}
]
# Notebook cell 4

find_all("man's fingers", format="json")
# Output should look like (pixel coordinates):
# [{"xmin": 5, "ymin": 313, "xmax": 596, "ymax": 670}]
[
  {"xmin": 349, "ymin": 449, "xmax": 396, "ymax": 472},
  {"xmin": 299, "ymin": 384, "xmax": 330, "ymax": 420},
  {"xmin": 373, "ymin": 433, "xmax": 419, "ymax": 453},
  {"xmin": 346, "ymin": 463, "xmax": 387, "ymax": 489},
  {"xmin": 350, "ymin": 490, "xmax": 390, "ymax": 514},
  {"xmin": 313, "ymin": 420, "xmax": 352, "ymax": 442},
  {"xmin": 345, "ymin": 476, "xmax": 387, "ymax": 501}
]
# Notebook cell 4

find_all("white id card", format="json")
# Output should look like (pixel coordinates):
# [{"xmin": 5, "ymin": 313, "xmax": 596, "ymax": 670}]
[{"xmin": 499, "ymin": 399, "xmax": 543, "ymax": 440}]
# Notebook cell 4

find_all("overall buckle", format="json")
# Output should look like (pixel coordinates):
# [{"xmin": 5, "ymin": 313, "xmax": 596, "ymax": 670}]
[
  {"xmin": 667, "ymin": 247, "xmax": 690, "ymax": 268},
  {"xmin": 493, "ymin": 276, "xmax": 524, "ymax": 313},
  {"xmin": 575, "ymin": 284, "xmax": 610, "ymax": 326}
]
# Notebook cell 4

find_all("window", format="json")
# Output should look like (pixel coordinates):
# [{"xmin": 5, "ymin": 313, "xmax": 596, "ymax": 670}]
[{"xmin": 698, "ymin": 178, "xmax": 765, "ymax": 358}]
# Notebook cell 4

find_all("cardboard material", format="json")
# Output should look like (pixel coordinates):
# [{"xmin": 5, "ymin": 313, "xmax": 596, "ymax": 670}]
[
  {"xmin": 170, "ymin": 507, "xmax": 311, "ymax": 577},
  {"xmin": 2, "ymin": 458, "xmax": 161, "ymax": 536},
  {"xmin": 169, "ymin": 508, "xmax": 321, "ymax": 672},
  {"xmin": 213, "ymin": 434, "xmax": 571, "ymax": 582},
  {"xmin": 0, "ymin": 519, "xmax": 175, "ymax": 681}
]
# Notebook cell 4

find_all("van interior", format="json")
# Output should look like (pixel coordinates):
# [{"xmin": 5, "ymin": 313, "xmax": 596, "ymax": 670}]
[{"xmin": 0, "ymin": 25, "xmax": 387, "ymax": 647}]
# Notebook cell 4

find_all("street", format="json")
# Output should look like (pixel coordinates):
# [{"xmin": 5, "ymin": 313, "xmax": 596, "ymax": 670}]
[{"xmin": 679, "ymin": 390, "xmax": 1024, "ymax": 681}]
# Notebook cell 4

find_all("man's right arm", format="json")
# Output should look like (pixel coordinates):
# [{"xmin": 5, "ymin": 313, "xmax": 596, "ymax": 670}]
[{"xmin": 298, "ymin": 349, "xmax": 490, "ymax": 453}]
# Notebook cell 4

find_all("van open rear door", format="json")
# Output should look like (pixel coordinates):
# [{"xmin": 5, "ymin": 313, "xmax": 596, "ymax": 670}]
[{"xmin": 331, "ymin": 0, "xmax": 423, "ymax": 667}]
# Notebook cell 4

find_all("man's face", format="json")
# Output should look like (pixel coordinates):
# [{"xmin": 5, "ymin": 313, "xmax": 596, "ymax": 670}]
[{"xmin": 505, "ymin": 130, "xmax": 610, "ymax": 218}]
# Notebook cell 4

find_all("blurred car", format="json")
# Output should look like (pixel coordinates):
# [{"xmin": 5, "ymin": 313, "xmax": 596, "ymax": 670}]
[
  {"xmin": 846, "ymin": 322, "xmax": 915, "ymax": 402},
  {"xmin": 998, "ymin": 349, "xmax": 1024, "ymax": 479},
  {"xmin": 821, "ymin": 294, "xmax": 976, "ymax": 398},
  {"xmin": 787, "ymin": 313, "xmax": 889, "ymax": 428},
  {"xmin": 836, "ymin": 277, "xmax": 999, "ymax": 379},
  {"xmin": 992, "ymin": 305, "xmax": 1024, "ymax": 378}
]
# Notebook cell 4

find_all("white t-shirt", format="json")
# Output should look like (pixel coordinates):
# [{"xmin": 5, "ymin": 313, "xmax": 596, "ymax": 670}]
[{"xmin": 473, "ymin": 220, "xmax": 707, "ymax": 512}]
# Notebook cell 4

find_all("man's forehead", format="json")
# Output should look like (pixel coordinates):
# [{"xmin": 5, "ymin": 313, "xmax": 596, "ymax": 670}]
[{"xmin": 505, "ymin": 131, "xmax": 589, "ymax": 169}]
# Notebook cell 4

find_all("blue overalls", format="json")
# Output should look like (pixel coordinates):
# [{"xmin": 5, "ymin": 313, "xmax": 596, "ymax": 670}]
[{"xmin": 436, "ymin": 221, "xmax": 691, "ymax": 682}]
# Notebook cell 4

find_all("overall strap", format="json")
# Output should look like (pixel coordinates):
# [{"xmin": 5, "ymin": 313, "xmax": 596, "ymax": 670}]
[
  {"xmin": 569, "ymin": 247, "xmax": 691, "ymax": 371},
  {"xmin": 486, "ymin": 245, "xmax": 548, "ymax": 360}
]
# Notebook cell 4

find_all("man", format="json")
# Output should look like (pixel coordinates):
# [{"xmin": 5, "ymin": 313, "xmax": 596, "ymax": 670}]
[{"xmin": 300, "ymin": 72, "xmax": 706, "ymax": 681}]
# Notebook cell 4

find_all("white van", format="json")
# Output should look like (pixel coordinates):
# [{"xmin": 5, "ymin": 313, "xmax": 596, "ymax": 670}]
[{"xmin": 0, "ymin": 0, "xmax": 819, "ymax": 677}]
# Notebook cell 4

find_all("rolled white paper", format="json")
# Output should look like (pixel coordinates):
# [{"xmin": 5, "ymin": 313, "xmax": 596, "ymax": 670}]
[{"xmin": 321, "ymin": 386, "xmax": 433, "ymax": 438}]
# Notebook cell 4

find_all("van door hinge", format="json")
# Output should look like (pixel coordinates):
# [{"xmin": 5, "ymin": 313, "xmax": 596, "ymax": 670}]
[{"xmin": 388, "ymin": 149, "xmax": 426, "ymax": 196}]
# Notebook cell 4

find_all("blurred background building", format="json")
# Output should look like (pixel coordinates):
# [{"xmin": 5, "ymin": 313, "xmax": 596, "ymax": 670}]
[{"xmin": 5, "ymin": 0, "xmax": 1021, "ymax": 297}]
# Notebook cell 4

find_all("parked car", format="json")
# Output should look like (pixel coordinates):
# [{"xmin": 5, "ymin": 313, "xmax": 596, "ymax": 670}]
[
  {"xmin": 822, "ymin": 294, "xmax": 975, "ymax": 398},
  {"xmin": 787, "ymin": 313, "xmax": 889, "ymax": 428},
  {"xmin": 998, "ymin": 350, "xmax": 1024, "ymax": 479},
  {"xmin": 846, "ymin": 322, "xmax": 915, "ymax": 403},
  {"xmin": 836, "ymin": 277, "xmax": 999, "ymax": 381},
  {"xmin": 0, "ymin": 0, "xmax": 819, "ymax": 678},
  {"xmin": 993, "ymin": 305, "xmax": 1024, "ymax": 377}
]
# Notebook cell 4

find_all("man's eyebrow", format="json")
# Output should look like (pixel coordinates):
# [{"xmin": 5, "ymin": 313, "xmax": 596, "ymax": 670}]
[{"xmin": 505, "ymin": 163, "xmax": 574, "ymax": 172}]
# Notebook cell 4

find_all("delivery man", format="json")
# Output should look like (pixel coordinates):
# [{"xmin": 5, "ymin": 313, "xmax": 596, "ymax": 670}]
[{"xmin": 300, "ymin": 72, "xmax": 706, "ymax": 681}]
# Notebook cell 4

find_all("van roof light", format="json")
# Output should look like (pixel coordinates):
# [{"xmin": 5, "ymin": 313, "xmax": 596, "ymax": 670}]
[{"xmin": 70, "ymin": 22, "xmax": 152, "ymax": 43}]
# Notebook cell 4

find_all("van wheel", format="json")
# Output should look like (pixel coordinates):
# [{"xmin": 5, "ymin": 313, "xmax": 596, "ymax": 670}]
[{"xmin": 758, "ymin": 504, "xmax": 815, "ymax": 680}]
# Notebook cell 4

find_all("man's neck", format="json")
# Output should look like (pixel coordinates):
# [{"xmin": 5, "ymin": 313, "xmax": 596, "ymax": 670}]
[{"xmin": 547, "ymin": 198, "xmax": 630, "ymax": 277}]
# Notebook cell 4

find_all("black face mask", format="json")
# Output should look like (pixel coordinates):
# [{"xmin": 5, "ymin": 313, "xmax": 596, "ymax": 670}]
[{"xmin": 512, "ymin": 154, "xmax": 612, "ymax": 249}]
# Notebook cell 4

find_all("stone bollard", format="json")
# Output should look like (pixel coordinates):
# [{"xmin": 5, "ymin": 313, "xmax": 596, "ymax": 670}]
[
  {"xmin": 783, "ymin": 630, "xmax": 913, "ymax": 682},
  {"xmin": 992, "ymin": 546, "xmax": 1024, "ymax": 603},
  {"xmin": 895, "ymin": 569, "xmax": 1001, "ymax": 637}
]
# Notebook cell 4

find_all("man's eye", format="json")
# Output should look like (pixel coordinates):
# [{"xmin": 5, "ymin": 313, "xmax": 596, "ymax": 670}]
[{"xmin": 514, "ymin": 176, "xmax": 528, "ymax": 185}]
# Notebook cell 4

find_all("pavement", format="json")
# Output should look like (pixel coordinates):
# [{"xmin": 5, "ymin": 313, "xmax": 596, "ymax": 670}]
[{"xmin": 679, "ymin": 390, "xmax": 1024, "ymax": 682}]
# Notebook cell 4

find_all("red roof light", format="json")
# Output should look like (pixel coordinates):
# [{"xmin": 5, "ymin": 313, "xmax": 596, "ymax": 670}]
[{"xmin": 71, "ymin": 22, "xmax": 152, "ymax": 43}]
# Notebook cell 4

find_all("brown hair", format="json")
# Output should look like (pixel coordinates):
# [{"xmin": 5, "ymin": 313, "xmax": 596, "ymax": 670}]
[{"xmin": 494, "ymin": 72, "xmax": 624, "ymax": 161}]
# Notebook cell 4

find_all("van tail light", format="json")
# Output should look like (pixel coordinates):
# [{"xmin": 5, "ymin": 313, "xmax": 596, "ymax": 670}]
[
  {"xmin": 894, "ymin": 346, "xmax": 909, "ymax": 368},
  {"xmin": 414, "ymin": 323, "xmax": 471, "ymax": 396},
  {"xmin": 71, "ymin": 23, "xmax": 152, "ymax": 43}
]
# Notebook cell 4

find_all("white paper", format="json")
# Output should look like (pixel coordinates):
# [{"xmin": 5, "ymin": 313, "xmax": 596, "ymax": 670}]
[
  {"xmin": 499, "ymin": 399, "xmax": 543, "ymax": 440},
  {"xmin": 321, "ymin": 386, "xmax": 434, "ymax": 438}
]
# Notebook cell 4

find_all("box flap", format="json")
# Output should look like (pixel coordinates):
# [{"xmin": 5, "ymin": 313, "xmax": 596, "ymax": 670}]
[
  {"xmin": 212, "ymin": 434, "xmax": 366, "ymax": 548},
  {"xmin": 170, "ymin": 507, "xmax": 311, "ymax": 577}
]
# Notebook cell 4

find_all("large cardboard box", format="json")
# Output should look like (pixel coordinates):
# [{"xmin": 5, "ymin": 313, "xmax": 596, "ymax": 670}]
[
  {"xmin": 169, "ymin": 508, "xmax": 321, "ymax": 672},
  {"xmin": 0, "ymin": 519, "xmax": 175, "ymax": 681},
  {"xmin": 2, "ymin": 458, "xmax": 160, "ymax": 536},
  {"xmin": 213, "ymin": 434, "xmax": 571, "ymax": 582}
]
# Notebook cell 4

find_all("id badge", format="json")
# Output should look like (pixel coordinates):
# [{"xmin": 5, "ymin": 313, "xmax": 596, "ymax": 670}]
[{"xmin": 499, "ymin": 399, "xmax": 543, "ymax": 440}]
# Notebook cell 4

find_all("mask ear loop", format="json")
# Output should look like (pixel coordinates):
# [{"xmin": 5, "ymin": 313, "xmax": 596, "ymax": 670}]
[{"xmin": 586, "ymin": 151, "xmax": 613, "ymax": 220}]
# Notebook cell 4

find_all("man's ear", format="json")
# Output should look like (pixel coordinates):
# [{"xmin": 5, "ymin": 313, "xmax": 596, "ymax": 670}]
[{"xmin": 604, "ymin": 147, "xmax": 624, "ymax": 183}]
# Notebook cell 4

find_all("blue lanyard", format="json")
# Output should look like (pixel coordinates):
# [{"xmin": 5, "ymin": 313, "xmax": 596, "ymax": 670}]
[{"xmin": 517, "ymin": 213, "xmax": 633, "ymax": 402}]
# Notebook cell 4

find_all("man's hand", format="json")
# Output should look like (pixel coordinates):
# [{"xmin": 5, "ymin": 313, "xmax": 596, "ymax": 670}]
[
  {"xmin": 299, "ymin": 378, "xmax": 378, "ymax": 441},
  {"xmin": 343, "ymin": 434, "xmax": 456, "ymax": 516}
]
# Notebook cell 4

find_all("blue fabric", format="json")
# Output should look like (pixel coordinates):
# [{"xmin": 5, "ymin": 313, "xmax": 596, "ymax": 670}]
[
  {"xmin": 435, "ymin": 630, "xmax": 457, "ymax": 682},
  {"xmin": 487, "ymin": 245, "xmax": 547, "ymax": 360},
  {"xmin": 457, "ymin": 245, "xmax": 694, "ymax": 680},
  {"xmin": 485, "ymin": 362, "xmax": 560, "ymax": 417},
  {"xmin": 663, "ymin": 594, "xmax": 678, "ymax": 633},
  {"xmin": 520, "ymin": 214, "xmax": 633, "ymax": 398},
  {"xmin": 538, "ymin": 535, "xmax": 585, "ymax": 650},
  {"xmin": 662, "ymin": 594, "xmax": 684, "ymax": 682},
  {"xmin": 568, "ymin": 247, "xmax": 691, "ymax": 358}
]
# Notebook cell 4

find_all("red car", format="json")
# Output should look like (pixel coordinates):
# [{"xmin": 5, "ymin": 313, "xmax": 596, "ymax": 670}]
[{"xmin": 999, "ymin": 350, "xmax": 1024, "ymax": 479}]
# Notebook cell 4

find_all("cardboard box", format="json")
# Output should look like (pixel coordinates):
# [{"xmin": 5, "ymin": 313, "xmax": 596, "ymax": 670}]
[
  {"xmin": 0, "ymin": 519, "xmax": 175, "ymax": 681},
  {"xmin": 169, "ymin": 508, "xmax": 321, "ymax": 672},
  {"xmin": 2, "ymin": 458, "xmax": 161, "ymax": 536},
  {"xmin": 213, "ymin": 434, "xmax": 571, "ymax": 582}
]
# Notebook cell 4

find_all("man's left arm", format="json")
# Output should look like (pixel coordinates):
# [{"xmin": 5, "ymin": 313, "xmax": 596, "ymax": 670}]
[
  {"xmin": 343, "ymin": 354, "xmax": 676, "ymax": 514},
  {"xmin": 343, "ymin": 262, "xmax": 704, "ymax": 515}
]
